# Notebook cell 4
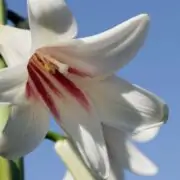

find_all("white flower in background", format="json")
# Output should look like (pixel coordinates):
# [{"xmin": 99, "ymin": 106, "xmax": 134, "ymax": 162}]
[
  {"xmin": 55, "ymin": 123, "xmax": 162, "ymax": 180},
  {"xmin": 55, "ymin": 139, "xmax": 96, "ymax": 180},
  {"xmin": 0, "ymin": 0, "xmax": 168, "ymax": 179}
]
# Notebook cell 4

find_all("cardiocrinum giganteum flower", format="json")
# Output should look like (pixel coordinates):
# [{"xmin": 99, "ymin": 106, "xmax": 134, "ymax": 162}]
[{"xmin": 0, "ymin": 0, "xmax": 168, "ymax": 179}]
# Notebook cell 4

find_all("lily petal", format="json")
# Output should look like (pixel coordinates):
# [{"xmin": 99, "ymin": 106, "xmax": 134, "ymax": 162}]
[
  {"xmin": 0, "ymin": 63, "xmax": 27, "ymax": 102},
  {"xmin": 0, "ymin": 26, "xmax": 29, "ymax": 101},
  {"xmin": 58, "ymin": 96, "xmax": 110, "ymax": 179},
  {"xmin": 41, "ymin": 14, "xmax": 149, "ymax": 78},
  {"xmin": 0, "ymin": 25, "xmax": 31, "ymax": 66},
  {"xmin": 126, "ymin": 140, "xmax": 158, "ymax": 175},
  {"xmin": 121, "ymin": 83, "xmax": 168, "ymax": 134},
  {"xmin": 78, "ymin": 14, "xmax": 149, "ymax": 77},
  {"xmin": 103, "ymin": 125, "xmax": 126, "ymax": 180},
  {"xmin": 108, "ymin": 165, "xmax": 124, "ymax": 180},
  {"xmin": 82, "ymin": 75, "xmax": 168, "ymax": 136},
  {"xmin": 0, "ymin": 102, "xmax": 49, "ymax": 160},
  {"xmin": 28, "ymin": 0, "xmax": 77, "ymax": 49},
  {"xmin": 103, "ymin": 125, "xmax": 157, "ymax": 176}
]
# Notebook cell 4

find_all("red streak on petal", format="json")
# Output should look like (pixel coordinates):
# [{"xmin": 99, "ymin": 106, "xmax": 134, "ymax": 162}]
[
  {"xmin": 53, "ymin": 70, "xmax": 90, "ymax": 111},
  {"xmin": 26, "ymin": 81, "xmax": 39, "ymax": 99},
  {"xmin": 30, "ymin": 62, "xmax": 63, "ymax": 98},
  {"xmin": 68, "ymin": 67, "xmax": 92, "ymax": 77},
  {"xmin": 27, "ymin": 64, "xmax": 60, "ymax": 120},
  {"xmin": 26, "ymin": 82, "xmax": 33, "ymax": 98},
  {"xmin": 26, "ymin": 81, "xmax": 32, "ymax": 98}
]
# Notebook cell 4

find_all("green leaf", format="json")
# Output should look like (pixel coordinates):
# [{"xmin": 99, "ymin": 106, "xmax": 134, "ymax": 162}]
[
  {"xmin": 12, "ymin": 158, "xmax": 24, "ymax": 180},
  {"xmin": 0, "ymin": 43, "xmax": 8, "ymax": 135},
  {"xmin": 0, "ymin": 157, "xmax": 25, "ymax": 180},
  {"xmin": 0, "ymin": 104, "xmax": 10, "ymax": 133},
  {"xmin": 0, "ymin": 58, "xmax": 6, "ymax": 68},
  {"xmin": 0, "ymin": 54, "xmax": 6, "ymax": 69}
]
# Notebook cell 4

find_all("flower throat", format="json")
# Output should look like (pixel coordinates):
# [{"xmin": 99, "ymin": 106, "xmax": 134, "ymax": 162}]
[{"xmin": 26, "ymin": 51, "xmax": 89, "ymax": 120}]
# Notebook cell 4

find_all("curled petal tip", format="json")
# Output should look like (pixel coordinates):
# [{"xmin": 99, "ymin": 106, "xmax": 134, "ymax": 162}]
[
  {"xmin": 162, "ymin": 103, "xmax": 169, "ymax": 123},
  {"xmin": 133, "ymin": 164, "xmax": 159, "ymax": 176},
  {"xmin": 139, "ymin": 165, "xmax": 159, "ymax": 176},
  {"xmin": 77, "ymin": 13, "xmax": 151, "ymax": 76},
  {"xmin": 135, "ymin": 13, "xmax": 150, "ymax": 22},
  {"xmin": 146, "ymin": 165, "xmax": 159, "ymax": 176},
  {"xmin": 128, "ymin": 14, "xmax": 150, "ymax": 27},
  {"xmin": 126, "ymin": 13, "xmax": 150, "ymax": 31}
]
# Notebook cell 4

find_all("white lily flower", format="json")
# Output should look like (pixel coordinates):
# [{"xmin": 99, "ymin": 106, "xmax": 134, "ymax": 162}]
[{"xmin": 0, "ymin": 0, "xmax": 168, "ymax": 179}]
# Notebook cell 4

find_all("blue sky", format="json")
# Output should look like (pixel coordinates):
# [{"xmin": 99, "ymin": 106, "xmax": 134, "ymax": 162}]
[{"xmin": 6, "ymin": 0, "xmax": 179, "ymax": 179}]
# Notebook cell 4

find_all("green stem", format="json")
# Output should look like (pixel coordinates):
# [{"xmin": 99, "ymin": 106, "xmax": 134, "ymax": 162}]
[
  {"xmin": 0, "ymin": 157, "xmax": 24, "ymax": 180},
  {"xmin": 0, "ymin": 157, "xmax": 12, "ymax": 180},
  {"xmin": 12, "ymin": 158, "xmax": 24, "ymax": 180},
  {"xmin": 45, "ymin": 131, "xmax": 66, "ymax": 142},
  {"xmin": 0, "ymin": 0, "xmax": 6, "ymax": 24},
  {"xmin": 7, "ymin": 10, "xmax": 29, "ymax": 29}
]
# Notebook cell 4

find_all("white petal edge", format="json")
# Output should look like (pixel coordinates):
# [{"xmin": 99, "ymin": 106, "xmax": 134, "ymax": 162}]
[
  {"xmin": 63, "ymin": 172, "xmax": 74, "ymax": 180},
  {"xmin": 0, "ymin": 25, "xmax": 31, "ymax": 67},
  {"xmin": 0, "ymin": 102, "xmax": 49, "ymax": 159},
  {"xmin": 27, "ymin": 0, "xmax": 77, "ymax": 50},
  {"xmin": 55, "ymin": 140, "xmax": 96, "ymax": 180},
  {"xmin": 131, "ymin": 122, "xmax": 163, "ymax": 142}
]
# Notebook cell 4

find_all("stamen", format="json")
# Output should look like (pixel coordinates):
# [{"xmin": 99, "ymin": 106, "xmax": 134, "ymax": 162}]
[
  {"xmin": 68, "ymin": 67, "xmax": 91, "ymax": 77},
  {"xmin": 42, "ymin": 54, "xmax": 69, "ymax": 74},
  {"xmin": 26, "ymin": 51, "xmax": 90, "ymax": 120},
  {"xmin": 26, "ymin": 81, "xmax": 34, "ymax": 98},
  {"xmin": 33, "ymin": 52, "xmax": 58, "ymax": 74}
]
